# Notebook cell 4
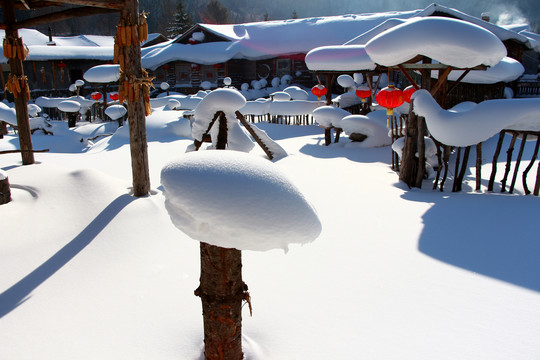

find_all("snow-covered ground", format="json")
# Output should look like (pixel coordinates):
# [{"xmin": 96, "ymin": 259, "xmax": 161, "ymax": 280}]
[{"xmin": 1, "ymin": 104, "xmax": 539, "ymax": 360}]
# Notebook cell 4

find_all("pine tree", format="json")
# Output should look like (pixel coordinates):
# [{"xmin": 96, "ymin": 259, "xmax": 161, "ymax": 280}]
[
  {"xmin": 167, "ymin": 0, "xmax": 193, "ymax": 38},
  {"xmin": 201, "ymin": 0, "xmax": 231, "ymax": 24},
  {"xmin": 291, "ymin": 9, "xmax": 298, "ymax": 19}
]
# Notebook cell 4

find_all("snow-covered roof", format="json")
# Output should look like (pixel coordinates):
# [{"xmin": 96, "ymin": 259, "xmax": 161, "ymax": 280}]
[
  {"xmin": 142, "ymin": 10, "xmax": 422, "ymax": 70},
  {"xmin": 141, "ymin": 3, "xmax": 538, "ymax": 71},
  {"xmin": 364, "ymin": 17, "xmax": 507, "ymax": 68},
  {"xmin": 0, "ymin": 29, "xmax": 113, "ymax": 63}
]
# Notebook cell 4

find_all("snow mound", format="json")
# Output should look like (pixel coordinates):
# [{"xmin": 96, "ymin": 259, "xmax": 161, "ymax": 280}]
[
  {"xmin": 104, "ymin": 105, "xmax": 127, "ymax": 120},
  {"xmin": 57, "ymin": 100, "xmax": 81, "ymax": 113},
  {"xmin": 365, "ymin": 17, "xmax": 506, "ymax": 68},
  {"xmin": 83, "ymin": 64, "xmax": 120, "ymax": 83},
  {"xmin": 412, "ymin": 89, "xmax": 540, "ymax": 146},
  {"xmin": 341, "ymin": 114, "xmax": 392, "ymax": 147},
  {"xmin": 0, "ymin": 102, "xmax": 17, "ymax": 125},
  {"xmin": 312, "ymin": 106, "xmax": 351, "ymax": 128},
  {"xmin": 161, "ymin": 150, "xmax": 321, "ymax": 252},
  {"xmin": 305, "ymin": 45, "xmax": 376, "ymax": 71}
]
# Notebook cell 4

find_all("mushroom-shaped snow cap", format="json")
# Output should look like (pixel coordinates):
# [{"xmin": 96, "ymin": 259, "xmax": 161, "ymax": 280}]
[
  {"xmin": 365, "ymin": 16, "xmax": 506, "ymax": 68},
  {"xmin": 27, "ymin": 104, "xmax": 41, "ymax": 117},
  {"xmin": 105, "ymin": 104, "xmax": 127, "ymax": 120},
  {"xmin": 161, "ymin": 151, "xmax": 322, "ymax": 252},
  {"xmin": 57, "ymin": 100, "xmax": 81, "ymax": 113},
  {"xmin": 83, "ymin": 64, "xmax": 121, "ymax": 83}
]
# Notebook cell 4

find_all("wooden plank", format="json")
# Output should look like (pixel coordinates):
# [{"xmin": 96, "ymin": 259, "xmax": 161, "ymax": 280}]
[{"xmin": 14, "ymin": 6, "xmax": 119, "ymax": 28}]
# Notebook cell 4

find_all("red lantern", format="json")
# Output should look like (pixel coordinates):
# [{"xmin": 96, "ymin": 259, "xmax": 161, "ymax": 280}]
[
  {"xmin": 109, "ymin": 93, "xmax": 119, "ymax": 101},
  {"xmin": 355, "ymin": 85, "xmax": 371, "ymax": 103},
  {"xmin": 91, "ymin": 92, "xmax": 102, "ymax": 101},
  {"xmin": 191, "ymin": 63, "xmax": 200, "ymax": 72},
  {"xmin": 311, "ymin": 84, "xmax": 327, "ymax": 99},
  {"xmin": 213, "ymin": 63, "xmax": 223, "ymax": 69},
  {"xmin": 56, "ymin": 61, "xmax": 66, "ymax": 68},
  {"xmin": 403, "ymin": 85, "xmax": 417, "ymax": 103},
  {"xmin": 375, "ymin": 85, "xmax": 404, "ymax": 116},
  {"xmin": 162, "ymin": 64, "xmax": 170, "ymax": 71}
]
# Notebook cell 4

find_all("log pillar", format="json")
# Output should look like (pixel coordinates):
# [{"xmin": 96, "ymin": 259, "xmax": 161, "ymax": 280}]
[
  {"xmin": 121, "ymin": 0, "xmax": 150, "ymax": 197},
  {"xmin": 197, "ymin": 243, "xmax": 245, "ymax": 360},
  {"xmin": 2, "ymin": 0, "xmax": 34, "ymax": 165}
]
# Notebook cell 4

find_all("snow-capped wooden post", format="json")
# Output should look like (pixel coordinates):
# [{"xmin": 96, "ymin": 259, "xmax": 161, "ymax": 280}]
[
  {"xmin": 2, "ymin": 0, "xmax": 34, "ymax": 165},
  {"xmin": 162, "ymin": 89, "xmax": 319, "ymax": 359},
  {"xmin": 161, "ymin": 151, "xmax": 321, "ymax": 360},
  {"xmin": 117, "ymin": 0, "xmax": 151, "ymax": 197}
]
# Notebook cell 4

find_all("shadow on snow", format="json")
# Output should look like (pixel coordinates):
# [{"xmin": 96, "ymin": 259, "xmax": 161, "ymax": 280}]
[
  {"xmin": 402, "ymin": 190, "xmax": 540, "ymax": 292},
  {"xmin": 0, "ymin": 195, "xmax": 135, "ymax": 318}
]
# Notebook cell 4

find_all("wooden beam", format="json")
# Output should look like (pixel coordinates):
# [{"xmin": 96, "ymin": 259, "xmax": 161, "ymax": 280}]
[
  {"xmin": 446, "ymin": 69, "xmax": 471, "ymax": 95},
  {"xmin": 430, "ymin": 66, "xmax": 453, "ymax": 97},
  {"xmin": 14, "ymin": 6, "xmax": 119, "ymax": 28},
  {"xmin": 31, "ymin": 0, "xmax": 125, "ymax": 9},
  {"xmin": 397, "ymin": 64, "xmax": 420, "ymax": 89}
]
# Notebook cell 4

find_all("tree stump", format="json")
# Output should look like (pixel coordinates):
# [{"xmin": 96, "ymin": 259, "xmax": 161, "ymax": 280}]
[
  {"xmin": 0, "ymin": 176, "xmax": 11, "ymax": 205},
  {"xmin": 196, "ymin": 243, "xmax": 245, "ymax": 360},
  {"xmin": 67, "ymin": 112, "xmax": 77, "ymax": 128}
]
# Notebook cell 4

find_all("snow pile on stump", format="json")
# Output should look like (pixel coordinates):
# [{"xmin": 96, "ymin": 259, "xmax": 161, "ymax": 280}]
[{"xmin": 161, "ymin": 150, "xmax": 321, "ymax": 252}]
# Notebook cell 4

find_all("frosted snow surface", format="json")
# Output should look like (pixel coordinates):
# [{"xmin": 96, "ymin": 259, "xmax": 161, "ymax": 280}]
[
  {"xmin": 412, "ymin": 90, "xmax": 540, "ymax": 147},
  {"xmin": 161, "ymin": 150, "xmax": 321, "ymax": 252},
  {"xmin": 83, "ymin": 64, "xmax": 120, "ymax": 83},
  {"xmin": 365, "ymin": 17, "xmax": 507, "ymax": 68}
]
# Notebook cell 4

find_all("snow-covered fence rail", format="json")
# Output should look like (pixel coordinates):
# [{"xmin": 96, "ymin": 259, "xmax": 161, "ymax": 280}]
[
  {"xmin": 239, "ymin": 99, "xmax": 318, "ymax": 125},
  {"xmin": 408, "ymin": 90, "xmax": 540, "ymax": 195}
]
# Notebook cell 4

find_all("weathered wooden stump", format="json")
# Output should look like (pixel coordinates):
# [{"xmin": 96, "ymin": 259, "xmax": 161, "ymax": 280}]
[{"xmin": 0, "ymin": 175, "xmax": 11, "ymax": 205}]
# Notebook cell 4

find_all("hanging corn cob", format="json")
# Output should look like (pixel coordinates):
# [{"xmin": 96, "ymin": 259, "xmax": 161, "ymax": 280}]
[
  {"xmin": 5, "ymin": 74, "xmax": 30, "ymax": 100},
  {"xmin": 139, "ymin": 12, "xmax": 148, "ymax": 43}
]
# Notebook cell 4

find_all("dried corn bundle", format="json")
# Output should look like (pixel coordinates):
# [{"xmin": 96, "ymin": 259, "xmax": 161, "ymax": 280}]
[
  {"xmin": 138, "ymin": 12, "xmax": 148, "ymax": 43},
  {"xmin": 3, "ymin": 37, "xmax": 28, "ymax": 60},
  {"xmin": 5, "ymin": 74, "xmax": 30, "ymax": 100}
]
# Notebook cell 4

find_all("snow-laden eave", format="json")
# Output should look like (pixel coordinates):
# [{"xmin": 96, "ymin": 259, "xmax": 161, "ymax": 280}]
[{"xmin": 26, "ymin": 46, "xmax": 114, "ymax": 61}]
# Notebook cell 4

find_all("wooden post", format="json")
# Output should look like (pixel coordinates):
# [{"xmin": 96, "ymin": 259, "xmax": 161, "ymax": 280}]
[
  {"xmin": 509, "ymin": 132, "xmax": 527, "ymax": 194},
  {"xmin": 194, "ymin": 110, "xmax": 246, "ymax": 360},
  {"xmin": 523, "ymin": 136, "xmax": 540, "ymax": 195},
  {"xmin": 0, "ymin": 175, "xmax": 11, "ymax": 205},
  {"xmin": 121, "ymin": 0, "xmax": 150, "ymax": 197},
  {"xmin": 2, "ymin": 0, "xmax": 34, "ymax": 165},
  {"xmin": 488, "ymin": 131, "xmax": 505, "ymax": 191},
  {"xmin": 399, "ymin": 100, "xmax": 419, "ymax": 187},
  {"xmin": 475, "ymin": 143, "xmax": 482, "ymax": 191}
]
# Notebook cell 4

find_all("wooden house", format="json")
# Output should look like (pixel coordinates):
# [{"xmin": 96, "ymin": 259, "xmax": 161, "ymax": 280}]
[{"xmin": 141, "ymin": 4, "xmax": 539, "ymax": 98}]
